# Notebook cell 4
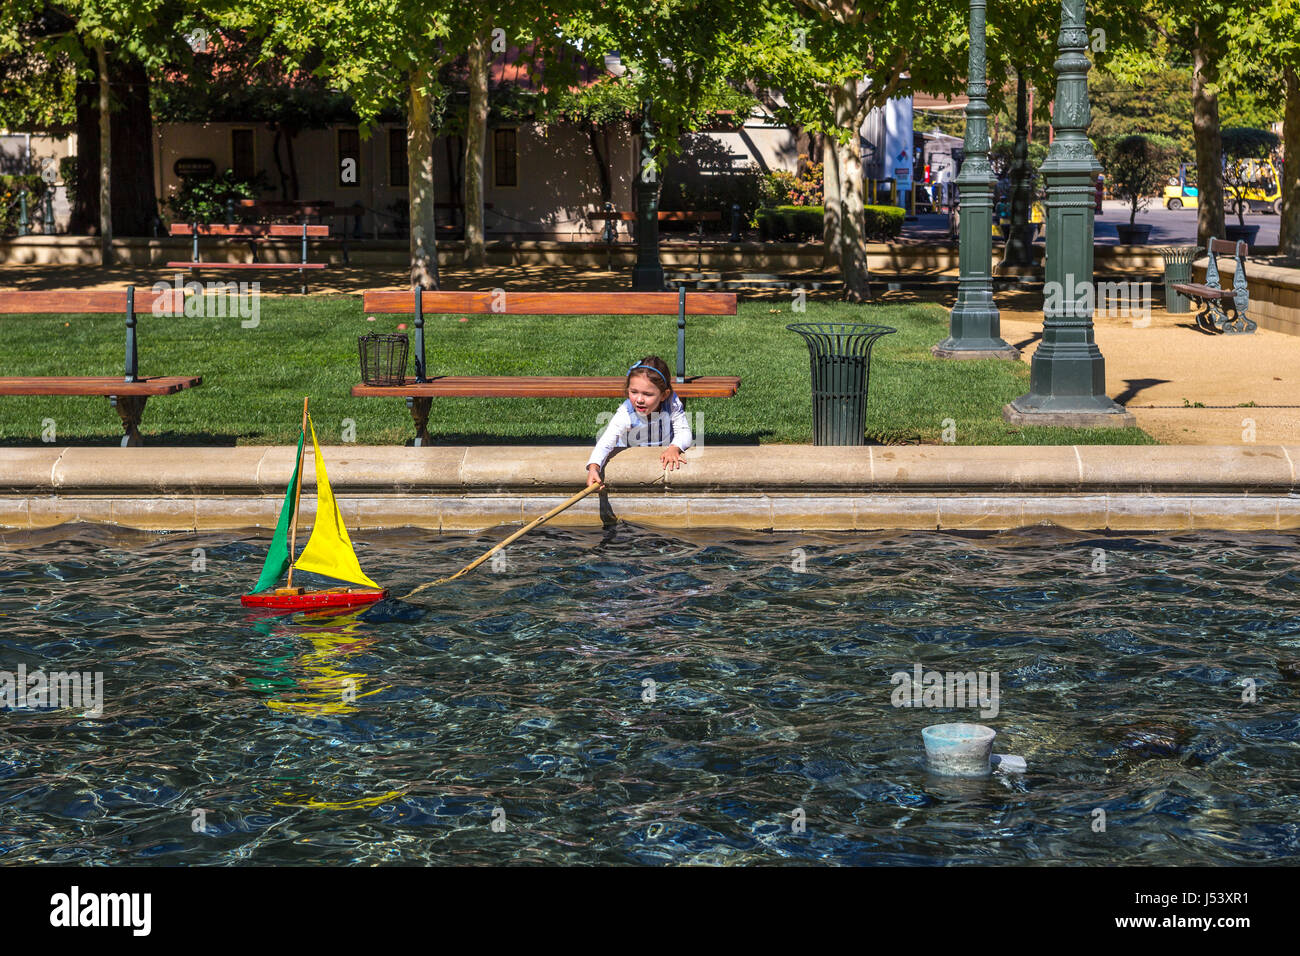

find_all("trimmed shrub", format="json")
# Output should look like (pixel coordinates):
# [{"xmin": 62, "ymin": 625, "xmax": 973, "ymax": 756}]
[
  {"xmin": 757, "ymin": 204, "xmax": 824, "ymax": 241},
  {"xmin": 863, "ymin": 204, "xmax": 904, "ymax": 241},
  {"xmin": 757, "ymin": 203, "xmax": 905, "ymax": 242}
]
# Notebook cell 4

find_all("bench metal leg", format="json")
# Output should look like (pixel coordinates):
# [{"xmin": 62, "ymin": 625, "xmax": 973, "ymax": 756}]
[
  {"xmin": 1221, "ymin": 305, "xmax": 1257, "ymax": 334},
  {"xmin": 110, "ymin": 395, "xmax": 148, "ymax": 447},
  {"xmin": 406, "ymin": 397, "xmax": 433, "ymax": 446},
  {"xmin": 1192, "ymin": 299, "xmax": 1219, "ymax": 334}
]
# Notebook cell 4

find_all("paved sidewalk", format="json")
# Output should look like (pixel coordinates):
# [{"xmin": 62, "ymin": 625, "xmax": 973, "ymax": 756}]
[{"xmin": 993, "ymin": 289, "xmax": 1300, "ymax": 445}]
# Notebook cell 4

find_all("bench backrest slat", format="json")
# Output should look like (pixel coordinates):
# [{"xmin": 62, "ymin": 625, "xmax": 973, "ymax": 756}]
[
  {"xmin": 0, "ymin": 289, "xmax": 185, "ymax": 315},
  {"xmin": 362, "ymin": 291, "xmax": 737, "ymax": 315},
  {"xmin": 168, "ymin": 223, "xmax": 330, "ymax": 237},
  {"xmin": 1209, "ymin": 238, "xmax": 1242, "ymax": 255}
]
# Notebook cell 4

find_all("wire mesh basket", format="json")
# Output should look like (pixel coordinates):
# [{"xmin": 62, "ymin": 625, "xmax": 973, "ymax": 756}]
[
  {"xmin": 358, "ymin": 332, "xmax": 410, "ymax": 386},
  {"xmin": 786, "ymin": 322, "xmax": 897, "ymax": 445},
  {"xmin": 1158, "ymin": 246, "xmax": 1199, "ymax": 314}
]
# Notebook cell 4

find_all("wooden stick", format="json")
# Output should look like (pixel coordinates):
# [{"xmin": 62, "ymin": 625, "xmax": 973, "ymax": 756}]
[
  {"xmin": 285, "ymin": 396, "xmax": 309, "ymax": 589},
  {"xmin": 405, "ymin": 481, "xmax": 605, "ymax": 599}
]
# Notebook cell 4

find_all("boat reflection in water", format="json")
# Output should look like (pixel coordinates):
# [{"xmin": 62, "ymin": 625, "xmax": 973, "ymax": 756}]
[{"xmin": 248, "ymin": 606, "xmax": 407, "ymax": 811}]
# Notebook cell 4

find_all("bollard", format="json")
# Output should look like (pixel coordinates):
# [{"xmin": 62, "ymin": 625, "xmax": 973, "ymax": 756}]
[
  {"xmin": 18, "ymin": 191, "xmax": 29, "ymax": 236},
  {"xmin": 44, "ymin": 191, "xmax": 54, "ymax": 234},
  {"xmin": 729, "ymin": 202, "xmax": 741, "ymax": 242},
  {"xmin": 225, "ymin": 198, "xmax": 234, "ymax": 226},
  {"xmin": 602, "ymin": 201, "xmax": 617, "ymax": 270}
]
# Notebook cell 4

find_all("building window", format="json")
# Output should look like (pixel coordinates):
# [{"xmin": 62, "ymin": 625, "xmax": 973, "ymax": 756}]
[
  {"xmin": 231, "ymin": 128, "xmax": 255, "ymax": 180},
  {"xmin": 388, "ymin": 128, "xmax": 408, "ymax": 187},
  {"xmin": 338, "ymin": 128, "xmax": 361, "ymax": 188},
  {"xmin": 493, "ymin": 128, "xmax": 518, "ymax": 187}
]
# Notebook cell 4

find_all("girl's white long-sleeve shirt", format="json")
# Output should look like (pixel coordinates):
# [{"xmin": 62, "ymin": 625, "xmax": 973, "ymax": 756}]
[{"xmin": 587, "ymin": 393, "xmax": 692, "ymax": 467}]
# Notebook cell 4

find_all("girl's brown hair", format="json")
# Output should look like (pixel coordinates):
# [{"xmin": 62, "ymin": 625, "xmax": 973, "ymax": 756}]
[{"xmin": 625, "ymin": 355, "xmax": 674, "ymax": 413}]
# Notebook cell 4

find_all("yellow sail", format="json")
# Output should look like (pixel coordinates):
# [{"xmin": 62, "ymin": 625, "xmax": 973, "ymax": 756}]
[{"xmin": 292, "ymin": 414, "xmax": 381, "ymax": 589}]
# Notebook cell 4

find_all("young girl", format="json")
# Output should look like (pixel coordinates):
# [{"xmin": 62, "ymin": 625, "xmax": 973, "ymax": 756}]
[{"xmin": 586, "ymin": 355, "xmax": 692, "ymax": 486}]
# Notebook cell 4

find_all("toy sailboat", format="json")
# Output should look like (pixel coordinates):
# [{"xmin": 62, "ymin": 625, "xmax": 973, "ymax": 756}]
[{"xmin": 241, "ymin": 398, "xmax": 387, "ymax": 611}]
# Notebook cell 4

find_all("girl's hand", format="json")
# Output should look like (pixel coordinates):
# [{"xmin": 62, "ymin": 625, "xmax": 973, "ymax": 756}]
[
  {"xmin": 661, "ymin": 445, "xmax": 684, "ymax": 470},
  {"xmin": 586, "ymin": 464, "xmax": 604, "ymax": 487}
]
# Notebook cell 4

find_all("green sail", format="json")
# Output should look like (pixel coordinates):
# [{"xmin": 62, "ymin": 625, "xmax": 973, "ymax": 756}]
[{"xmin": 251, "ymin": 431, "xmax": 305, "ymax": 593}]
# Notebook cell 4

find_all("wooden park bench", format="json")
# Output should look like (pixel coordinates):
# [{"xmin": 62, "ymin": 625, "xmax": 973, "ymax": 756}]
[
  {"xmin": 0, "ymin": 287, "xmax": 201, "ymax": 446},
  {"xmin": 234, "ymin": 199, "xmax": 364, "ymax": 262},
  {"xmin": 1173, "ymin": 237, "xmax": 1256, "ymax": 334},
  {"xmin": 166, "ymin": 221, "xmax": 329, "ymax": 294},
  {"xmin": 352, "ymin": 289, "xmax": 739, "ymax": 445},
  {"xmin": 588, "ymin": 208, "xmax": 724, "ymax": 268}
]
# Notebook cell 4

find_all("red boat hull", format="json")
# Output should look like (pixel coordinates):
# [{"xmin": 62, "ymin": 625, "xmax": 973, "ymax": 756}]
[{"xmin": 240, "ymin": 589, "xmax": 388, "ymax": 611}]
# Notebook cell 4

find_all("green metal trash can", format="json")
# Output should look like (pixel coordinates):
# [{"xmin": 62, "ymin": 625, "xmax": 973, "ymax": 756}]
[
  {"xmin": 1159, "ymin": 246, "xmax": 1198, "ymax": 314},
  {"xmin": 787, "ymin": 322, "xmax": 897, "ymax": 445}
]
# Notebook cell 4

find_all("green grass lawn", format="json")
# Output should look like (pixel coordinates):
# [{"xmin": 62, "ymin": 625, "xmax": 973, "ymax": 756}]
[{"xmin": 0, "ymin": 295, "xmax": 1155, "ymax": 446}]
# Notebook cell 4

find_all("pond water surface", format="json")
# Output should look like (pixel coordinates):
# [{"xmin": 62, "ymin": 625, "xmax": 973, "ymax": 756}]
[{"xmin": 1, "ymin": 523, "xmax": 1298, "ymax": 865}]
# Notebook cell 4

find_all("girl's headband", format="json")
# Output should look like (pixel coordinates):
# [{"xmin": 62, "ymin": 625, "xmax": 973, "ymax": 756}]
[{"xmin": 627, "ymin": 362, "xmax": 668, "ymax": 387}]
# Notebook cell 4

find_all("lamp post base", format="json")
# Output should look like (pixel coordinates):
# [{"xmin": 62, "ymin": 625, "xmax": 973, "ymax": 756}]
[
  {"xmin": 932, "ymin": 343, "xmax": 1021, "ymax": 360},
  {"xmin": 1002, "ymin": 397, "xmax": 1136, "ymax": 428},
  {"xmin": 632, "ymin": 264, "xmax": 665, "ymax": 292}
]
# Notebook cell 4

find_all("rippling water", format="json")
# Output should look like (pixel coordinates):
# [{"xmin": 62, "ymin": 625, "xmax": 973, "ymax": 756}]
[{"xmin": 1, "ymin": 522, "xmax": 1298, "ymax": 865}]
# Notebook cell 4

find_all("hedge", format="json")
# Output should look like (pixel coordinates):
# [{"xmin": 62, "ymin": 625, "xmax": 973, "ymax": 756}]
[{"xmin": 756, "ymin": 203, "xmax": 905, "ymax": 242}]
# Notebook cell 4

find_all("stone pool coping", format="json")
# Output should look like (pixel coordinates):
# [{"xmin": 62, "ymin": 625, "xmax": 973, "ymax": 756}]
[{"xmin": 1, "ymin": 444, "xmax": 1297, "ymax": 532}]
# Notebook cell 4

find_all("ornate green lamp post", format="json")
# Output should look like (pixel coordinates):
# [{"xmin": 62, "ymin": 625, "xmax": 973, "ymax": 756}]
[
  {"xmin": 934, "ymin": 0, "xmax": 1018, "ymax": 360},
  {"xmin": 632, "ymin": 101, "xmax": 665, "ymax": 291},
  {"xmin": 1003, "ymin": 0, "xmax": 1134, "ymax": 426}
]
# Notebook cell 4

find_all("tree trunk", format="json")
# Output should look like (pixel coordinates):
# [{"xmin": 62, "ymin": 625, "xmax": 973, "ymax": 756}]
[
  {"xmin": 464, "ymin": 33, "xmax": 489, "ymax": 268},
  {"xmin": 284, "ymin": 126, "xmax": 300, "ymax": 200},
  {"xmin": 587, "ymin": 124, "xmax": 612, "ymax": 204},
  {"xmin": 834, "ymin": 78, "xmax": 870, "ymax": 302},
  {"xmin": 822, "ymin": 130, "xmax": 842, "ymax": 270},
  {"xmin": 1281, "ymin": 67, "xmax": 1300, "ymax": 261},
  {"xmin": 97, "ymin": 45, "xmax": 111, "ymax": 264},
  {"xmin": 408, "ymin": 69, "xmax": 439, "ymax": 290},
  {"xmin": 72, "ymin": 51, "xmax": 156, "ymax": 238},
  {"xmin": 1002, "ymin": 69, "xmax": 1033, "ymax": 267},
  {"xmin": 1191, "ymin": 37, "xmax": 1225, "ymax": 247},
  {"xmin": 272, "ymin": 126, "xmax": 288, "ymax": 199},
  {"xmin": 270, "ymin": 124, "xmax": 303, "ymax": 201}
]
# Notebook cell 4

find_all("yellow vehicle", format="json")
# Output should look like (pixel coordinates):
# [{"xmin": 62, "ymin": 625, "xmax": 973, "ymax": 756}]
[
  {"xmin": 1225, "ymin": 158, "xmax": 1283, "ymax": 216},
  {"xmin": 1170, "ymin": 164, "xmax": 1196, "ymax": 209},
  {"xmin": 1164, "ymin": 160, "xmax": 1283, "ymax": 214},
  {"xmin": 1163, "ymin": 164, "xmax": 1199, "ymax": 210}
]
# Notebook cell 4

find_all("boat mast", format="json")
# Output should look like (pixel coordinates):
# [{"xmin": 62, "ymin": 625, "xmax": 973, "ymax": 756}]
[{"xmin": 285, "ymin": 396, "xmax": 309, "ymax": 589}]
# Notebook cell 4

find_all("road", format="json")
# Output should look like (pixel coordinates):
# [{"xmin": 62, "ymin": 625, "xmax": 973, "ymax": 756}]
[
  {"xmin": 902, "ymin": 200, "xmax": 1281, "ymax": 246},
  {"xmin": 1095, "ymin": 200, "xmax": 1279, "ymax": 246}
]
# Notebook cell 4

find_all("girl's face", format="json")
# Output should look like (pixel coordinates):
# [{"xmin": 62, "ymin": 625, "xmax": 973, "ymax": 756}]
[{"xmin": 627, "ymin": 372, "xmax": 668, "ymax": 417}]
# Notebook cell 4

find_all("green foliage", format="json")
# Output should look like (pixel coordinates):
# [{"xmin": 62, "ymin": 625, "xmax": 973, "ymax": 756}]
[
  {"xmin": 58, "ymin": 155, "xmax": 77, "ymax": 195},
  {"xmin": 1099, "ymin": 133, "xmax": 1180, "ymax": 223},
  {"xmin": 863, "ymin": 204, "xmax": 904, "ymax": 241},
  {"xmin": 660, "ymin": 164, "xmax": 766, "ymax": 225},
  {"xmin": 151, "ymin": 28, "xmax": 361, "ymax": 126},
  {"xmin": 162, "ymin": 170, "xmax": 270, "ymax": 224},
  {"xmin": 757, "ymin": 204, "xmax": 822, "ymax": 240},
  {"xmin": 754, "ymin": 203, "xmax": 902, "ymax": 242},
  {"xmin": 541, "ymin": 76, "xmax": 641, "ymax": 127},
  {"xmin": 989, "ymin": 140, "xmax": 1048, "ymax": 180},
  {"xmin": 761, "ymin": 156, "xmax": 824, "ymax": 207},
  {"xmin": 1089, "ymin": 68, "xmax": 1195, "ymax": 162},
  {"xmin": 0, "ymin": 174, "xmax": 48, "ymax": 234},
  {"xmin": 1220, "ymin": 126, "xmax": 1282, "ymax": 161}
]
